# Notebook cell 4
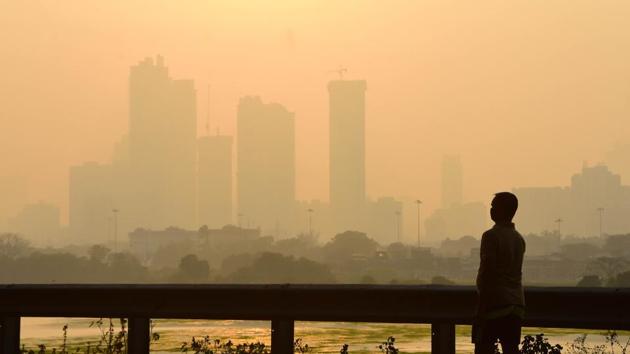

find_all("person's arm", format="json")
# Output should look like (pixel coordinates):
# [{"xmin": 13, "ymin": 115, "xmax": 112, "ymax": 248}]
[{"xmin": 476, "ymin": 231, "xmax": 497, "ymax": 293}]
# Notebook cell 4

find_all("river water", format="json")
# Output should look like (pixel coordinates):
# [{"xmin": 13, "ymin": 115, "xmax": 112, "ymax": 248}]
[{"xmin": 20, "ymin": 317, "xmax": 626, "ymax": 353}]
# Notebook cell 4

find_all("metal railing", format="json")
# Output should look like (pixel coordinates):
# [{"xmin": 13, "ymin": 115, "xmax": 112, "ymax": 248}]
[{"xmin": 0, "ymin": 284, "xmax": 628, "ymax": 354}]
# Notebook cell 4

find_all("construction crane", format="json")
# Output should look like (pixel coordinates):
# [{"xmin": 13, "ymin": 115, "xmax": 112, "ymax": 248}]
[{"xmin": 329, "ymin": 66, "xmax": 348, "ymax": 80}]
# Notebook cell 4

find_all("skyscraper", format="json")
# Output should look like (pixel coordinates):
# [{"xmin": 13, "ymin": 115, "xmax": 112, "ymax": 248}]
[
  {"xmin": 69, "ymin": 162, "xmax": 113, "ymax": 243},
  {"xmin": 237, "ymin": 96, "xmax": 295, "ymax": 235},
  {"xmin": 198, "ymin": 134, "xmax": 233, "ymax": 228},
  {"xmin": 127, "ymin": 56, "xmax": 197, "ymax": 230},
  {"xmin": 9, "ymin": 202, "xmax": 61, "ymax": 247},
  {"xmin": 328, "ymin": 80, "xmax": 367, "ymax": 232},
  {"xmin": 441, "ymin": 155, "xmax": 463, "ymax": 208}
]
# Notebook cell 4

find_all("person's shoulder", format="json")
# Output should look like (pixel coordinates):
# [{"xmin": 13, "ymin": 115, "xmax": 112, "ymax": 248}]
[
  {"xmin": 514, "ymin": 229, "xmax": 526, "ymax": 242},
  {"xmin": 481, "ymin": 228, "xmax": 497, "ymax": 239}
]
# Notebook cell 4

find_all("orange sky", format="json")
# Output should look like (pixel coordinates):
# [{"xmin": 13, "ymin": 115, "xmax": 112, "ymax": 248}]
[{"xmin": 2, "ymin": 1, "xmax": 630, "ymax": 224}]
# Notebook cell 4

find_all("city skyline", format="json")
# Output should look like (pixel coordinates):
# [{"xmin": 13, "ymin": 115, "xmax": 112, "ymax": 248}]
[
  {"xmin": 3, "ymin": 2, "xmax": 630, "ymax": 229},
  {"xmin": 6, "ymin": 55, "xmax": 630, "ymax": 246},
  {"xmin": 5, "ymin": 53, "xmax": 630, "ymax": 244}
]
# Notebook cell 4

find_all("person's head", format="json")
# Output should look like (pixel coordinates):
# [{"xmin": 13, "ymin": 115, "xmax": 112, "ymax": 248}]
[{"xmin": 491, "ymin": 192, "xmax": 518, "ymax": 224}]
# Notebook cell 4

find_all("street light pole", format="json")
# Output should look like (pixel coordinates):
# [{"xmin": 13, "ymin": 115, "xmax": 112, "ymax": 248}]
[
  {"xmin": 597, "ymin": 207, "xmax": 605, "ymax": 237},
  {"xmin": 238, "ymin": 213, "xmax": 244, "ymax": 227},
  {"xmin": 415, "ymin": 200, "xmax": 423, "ymax": 247},
  {"xmin": 107, "ymin": 216, "xmax": 112, "ymax": 245},
  {"xmin": 112, "ymin": 209, "xmax": 119, "ymax": 252},
  {"xmin": 307, "ymin": 208, "xmax": 314, "ymax": 236},
  {"xmin": 555, "ymin": 218, "xmax": 563, "ymax": 236},
  {"xmin": 395, "ymin": 211, "xmax": 402, "ymax": 243}
]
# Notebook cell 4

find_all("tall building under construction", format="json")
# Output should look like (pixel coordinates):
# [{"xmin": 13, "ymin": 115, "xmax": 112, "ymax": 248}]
[{"xmin": 328, "ymin": 80, "xmax": 367, "ymax": 233}]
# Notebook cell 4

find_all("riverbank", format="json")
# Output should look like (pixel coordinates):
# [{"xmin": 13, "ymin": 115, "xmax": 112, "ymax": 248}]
[{"xmin": 20, "ymin": 318, "xmax": 628, "ymax": 353}]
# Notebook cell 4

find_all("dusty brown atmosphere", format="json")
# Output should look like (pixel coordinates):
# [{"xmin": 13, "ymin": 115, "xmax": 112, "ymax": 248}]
[{"xmin": 2, "ymin": 1, "xmax": 630, "ymax": 228}]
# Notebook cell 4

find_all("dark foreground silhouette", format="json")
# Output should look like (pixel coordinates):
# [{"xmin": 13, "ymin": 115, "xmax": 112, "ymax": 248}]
[{"xmin": 474, "ymin": 192, "xmax": 526, "ymax": 354}]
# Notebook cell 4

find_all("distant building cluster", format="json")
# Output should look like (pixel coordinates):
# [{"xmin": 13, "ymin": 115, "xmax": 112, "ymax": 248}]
[
  {"xmin": 424, "ymin": 155, "xmax": 488, "ymax": 240},
  {"xmin": 69, "ymin": 56, "xmax": 210, "ymax": 245},
  {"xmin": 66, "ymin": 56, "xmax": 405, "ymax": 246},
  {"xmin": 514, "ymin": 164, "xmax": 630, "ymax": 236},
  {"xmin": 129, "ymin": 224, "xmax": 260, "ymax": 262},
  {"xmin": 6, "ymin": 56, "xmax": 628, "ymax": 247},
  {"xmin": 425, "ymin": 202, "xmax": 487, "ymax": 240},
  {"xmin": 7, "ymin": 202, "xmax": 61, "ymax": 247}
]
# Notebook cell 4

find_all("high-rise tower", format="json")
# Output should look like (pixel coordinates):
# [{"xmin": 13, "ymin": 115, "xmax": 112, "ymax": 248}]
[
  {"xmin": 69, "ymin": 162, "xmax": 113, "ymax": 242},
  {"xmin": 237, "ymin": 96, "xmax": 295, "ymax": 236},
  {"xmin": 128, "ymin": 56, "xmax": 197, "ymax": 229},
  {"xmin": 198, "ymin": 134, "xmax": 233, "ymax": 228},
  {"xmin": 328, "ymin": 80, "xmax": 367, "ymax": 232}
]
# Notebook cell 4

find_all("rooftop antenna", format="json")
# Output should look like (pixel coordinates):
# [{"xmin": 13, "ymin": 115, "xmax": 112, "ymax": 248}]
[
  {"xmin": 328, "ymin": 66, "xmax": 348, "ymax": 80},
  {"xmin": 205, "ymin": 84, "xmax": 210, "ymax": 136}
]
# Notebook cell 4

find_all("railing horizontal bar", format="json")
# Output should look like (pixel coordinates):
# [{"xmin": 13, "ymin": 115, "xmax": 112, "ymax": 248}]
[{"xmin": 0, "ymin": 284, "xmax": 627, "ymax": 330}]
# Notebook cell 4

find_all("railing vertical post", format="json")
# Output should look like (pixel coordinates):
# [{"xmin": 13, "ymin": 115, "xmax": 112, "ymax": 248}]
[
  {"xmin": 271, "ymin": 319, "xmax": 294, "ymax": 354},
  {"xmin": 128, "ymin": 317, "xmax": 150, "ymax": 354},
  {"xmin": 431, "ymin": 322, "xmax": 455, "ymax": 354},
  {"xmin": 1, "ymin": 316, "xmax": 20, "ymax": 354}
]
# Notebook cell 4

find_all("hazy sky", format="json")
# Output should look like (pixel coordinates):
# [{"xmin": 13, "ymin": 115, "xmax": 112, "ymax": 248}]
[{"xmin": 2, "ymin": 1, "xmax": 630, "ymax": 223}]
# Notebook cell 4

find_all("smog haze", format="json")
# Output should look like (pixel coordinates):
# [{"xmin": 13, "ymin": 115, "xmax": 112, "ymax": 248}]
[{"xmin": 3, "ymin": 2, "xmax": 630, "ymax": 225}]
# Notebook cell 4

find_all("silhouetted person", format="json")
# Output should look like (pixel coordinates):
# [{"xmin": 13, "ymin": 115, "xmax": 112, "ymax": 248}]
[{"xmin": 473, "ymin": 192, "xmax": 525, "ymax": 354}]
